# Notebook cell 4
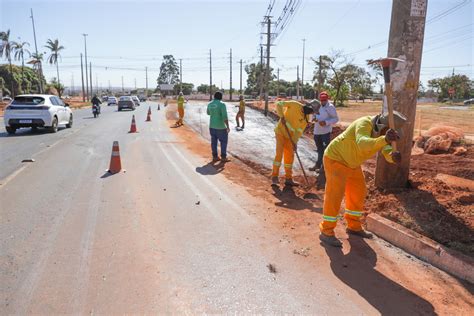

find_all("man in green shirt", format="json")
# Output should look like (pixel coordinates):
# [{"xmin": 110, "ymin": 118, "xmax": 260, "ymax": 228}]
[{"xmin": 207, "ymin": 91, "xmax": 230, "ymax": 162}]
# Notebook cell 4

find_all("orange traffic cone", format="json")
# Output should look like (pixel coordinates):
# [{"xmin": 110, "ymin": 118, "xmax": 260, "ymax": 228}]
[
  {"xmin": 129, "ymin": 115, "xmax": 138, "ymax": 133},
  {"xmin": 146, "ymin": 107, "xmax": 152, "ymax": 122},
  {"xmin": 107, "ymin": 141, "xmax": 122, "ymax": 174},
  {"xmin": 157, "ymin": 103, "xmax": 160, "ymax": 111}
]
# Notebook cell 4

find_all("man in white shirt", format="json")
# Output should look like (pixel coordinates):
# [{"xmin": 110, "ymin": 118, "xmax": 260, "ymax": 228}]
[{"xmin": 309, "ymin": 92, "xmax": 339, "ymax": 172}]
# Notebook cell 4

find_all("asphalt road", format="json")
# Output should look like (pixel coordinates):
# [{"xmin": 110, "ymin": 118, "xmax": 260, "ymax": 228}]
[{"xmin": 0, "ymin": 102, "xmax": 470, "ymax": 314}]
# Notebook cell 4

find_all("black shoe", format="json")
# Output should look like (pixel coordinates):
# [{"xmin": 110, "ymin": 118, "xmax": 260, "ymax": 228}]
[
  {"xmin": 346, "ymin": 229, "xmax": 373, "ymax": 239},
  {"xmin": 284, "ymin": 179, "xmax": 300, "ymax": 187},
  {"xmin": 319, "ymin": 233, "xmax": 342, "ymax": 247}
]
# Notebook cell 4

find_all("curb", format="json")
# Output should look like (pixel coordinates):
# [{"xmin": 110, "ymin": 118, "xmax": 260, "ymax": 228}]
[{"xmin": 366, "ymin": 213, "xmax": 474, "ymax": 284}]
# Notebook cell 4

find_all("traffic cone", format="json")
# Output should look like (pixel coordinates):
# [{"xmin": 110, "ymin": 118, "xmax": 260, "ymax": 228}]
[
  {"xmin": 129, "ymin": 115, "xmax": 138, "ymax": 133},
  {"xmin": 157, "ymin": 103, "xmax": 161, "ymax": 111},
  {"xmin": 148, "ymin": 106, "xmax": 152, "ymax": 115},
  {"xmin": 146, "ymin": 106, "xmax": 152, "ymax": 121},
  {"xmin": 107, "ymin": 141, "xmax": 122, "ymax": 174}
]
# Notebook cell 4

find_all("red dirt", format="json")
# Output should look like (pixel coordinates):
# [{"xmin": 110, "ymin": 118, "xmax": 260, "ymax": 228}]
[{"xmin": 363, "ymin": 146, "xmax": 474, "ymax": 257}]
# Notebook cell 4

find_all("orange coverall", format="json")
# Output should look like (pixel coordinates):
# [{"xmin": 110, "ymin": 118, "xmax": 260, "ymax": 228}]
[
  {"xmin": 272, "ymin": 101, "xmax": 308, "ymax": 179},
  {"xmin": 320, "ymin": 116, "xmax": 394, "ymax": 236}
]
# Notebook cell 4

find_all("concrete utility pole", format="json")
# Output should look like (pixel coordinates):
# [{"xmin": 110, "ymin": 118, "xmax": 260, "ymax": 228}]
[
  {"xmin": 89, "ymin": 62, "xmax": 93, "ymax": 96},
  {"xmin": 239, "ymin": 59, "xmax": 243, "ymax": 95},
  {"xmin": 209, "ymin": 49, "xmax": 213, "ymax": 101},
  {"xmin": 121, "ymin": 76, "xmax": 124, "ymax": 92},
  {"xmin": 80, "ymin": 53, "xmax": 85, "ymax": 102},
  {"xmin": 179, "ymin": 58, "xmax": 182, "ymax": 92},
  {"xmin": 301, "ymin": 38, "xmax": 306, "ymax": 98},
  {"xmin": 264, "ymin": 16, "xmax": 271, "ymax": 116},
  {"xmin": 145, "ymin": 67, "xmax": 148, "ymax": 96},
  {"xmin": 30, "ymin": 8, "xmax": 43, "ymax": 93},
  {"xmin": 82, "ymin": 34, "xmax": 89, "ymax": 101},
  {"xmin": 375, "ymin": 0, "xmax": 428, "ymax": 189},
  {"xmin": 296, "ymin": 65, "xmax": 300, "ymax": 99},
  {"xmin": 277, "ymin": 68, "xmax": 280, "ymax": 97},
  {"xmin": 229, "ymin": 48, "xmax": 233, "ymax": 101},
  {"xmin": 71, "ymin": 73, "xmax": 74, "ymax": 96},
  {"xmin": 134, "ymin": 78, "xmax": 137, "ymax": 90},
  {"xmin": 259, "ymin": 45, "xmax": 264, "ymax": 101},
  {"xmin": 95, "ymin": 74, "xmax": 98, "ymax": 95}
]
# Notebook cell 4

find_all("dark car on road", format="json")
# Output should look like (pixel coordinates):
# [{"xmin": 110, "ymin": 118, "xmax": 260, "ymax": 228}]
[{"xmin": 118, "ymin": 96, "xmax": 136, "ymax": 111}]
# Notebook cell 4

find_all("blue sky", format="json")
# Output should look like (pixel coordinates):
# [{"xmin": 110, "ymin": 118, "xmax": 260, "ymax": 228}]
[{"xmin": 1, "ymin": 0, "xmax": 473, "ymax": 91}]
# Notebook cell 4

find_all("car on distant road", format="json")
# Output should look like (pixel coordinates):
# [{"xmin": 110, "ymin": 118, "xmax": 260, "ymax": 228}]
[
  {"xmin": 107, "ymin": 96, "xmax": 118, "ymax": 106},
  {"xmin": 118, "ymin": 96, "xmax": 136, "ymax": 111},
  {"xmin": 4, "ymin": 94, "xmax": 73, "ymax": 134},
  {"xmin": 131, "ymin": 95, "xmax": 140, "ymax": 107},
  {"xmin": 463, "ymin": 98, "xmax": 474, "ymax": 105}
]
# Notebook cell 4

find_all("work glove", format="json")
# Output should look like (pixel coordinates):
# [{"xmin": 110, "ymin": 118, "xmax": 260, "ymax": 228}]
[
  {"xmin": 391, "ymin": 151, "xmax": 402, "ymax": 164},
  {"xmin": 385, "ymin": 128, "xmax": 400, "ymax": 143}
]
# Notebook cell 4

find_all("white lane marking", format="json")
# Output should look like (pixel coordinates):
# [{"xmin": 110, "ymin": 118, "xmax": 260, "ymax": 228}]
[
  {"xmin": 0, "ymin": 126, "xmax": 86, "ymax": 189},
  {"xmin": 151, "ymin": 132, "xmax": 225, "ymax": 222},
  {"xmin": 168, "ymin": 137, "xmax": 253, "ymax": 221}
]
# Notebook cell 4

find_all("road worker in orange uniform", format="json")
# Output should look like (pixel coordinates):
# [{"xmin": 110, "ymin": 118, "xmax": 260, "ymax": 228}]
[
  {"xmin": 176, "ymin": 92, "xmax": 185, "ymax": 126},
  {"xmin": 271, "ymin": 99, "xmax": 314, "ymax": 187},
  {"xmin": 319, "ymin": 111, "xmax": 407, "ymax": 247}
]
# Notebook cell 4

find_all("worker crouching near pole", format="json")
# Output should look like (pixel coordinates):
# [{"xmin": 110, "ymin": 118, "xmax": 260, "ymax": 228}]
[
  {"xmin": 319, "ymin": 111, "xmax": 407, "ymax": 247},
  {"xmin": 271, "ymin": 99, "xmax": 314, "ymax": 187}
]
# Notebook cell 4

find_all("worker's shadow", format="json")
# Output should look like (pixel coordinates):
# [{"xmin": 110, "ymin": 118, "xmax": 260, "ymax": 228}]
[
  {"xmin": 271, "ymin": 185, "xmax": 322, "ymax": 213},
  {"xmin": 323, "ymin": 236, "xmax": 435, "ymax": 315},
  {"xmin": 195, "ymin": 161, "xmax": 225, "ymax": 175}
]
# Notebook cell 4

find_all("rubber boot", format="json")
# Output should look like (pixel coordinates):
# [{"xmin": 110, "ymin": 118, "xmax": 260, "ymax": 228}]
[
  {"xmin": 271, "ymin": 176, "xmax": 279, "ymax": 186},
  {"xmin": 284, "ymin": 179, "xmax": 300, "ymax": 187},
  {"xmin": 346, "ymin": 229, "xmax": 373, "ymax": 239},
  {"xmin": 319, "ymin": 233, "xmax": 342, "ymax": 247}
]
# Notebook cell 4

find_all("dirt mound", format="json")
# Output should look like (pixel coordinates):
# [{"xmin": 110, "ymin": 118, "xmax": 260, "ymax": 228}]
[{"xmin": 415, "ymin": 125, "xmax": 466, "ymax": 154}]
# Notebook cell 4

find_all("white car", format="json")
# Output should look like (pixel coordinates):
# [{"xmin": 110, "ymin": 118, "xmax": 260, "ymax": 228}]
[
  {"xmin": 4, "ymin": 94, "xmax": 73, "ymax": 134},
  {"xmin": 131, "ymin": 95, "xmax": 140, "ymax": 107},
  {"xmin": 107, "ymin": 97, "xmax": 118, "ymax": 106}
]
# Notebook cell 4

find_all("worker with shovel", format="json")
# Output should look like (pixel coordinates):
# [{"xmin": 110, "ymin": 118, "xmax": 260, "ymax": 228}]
[
  {"xmin": 271, "ymin": 99, "xmax": 314, "ymax": 187},
  {"xmin": 319, "ymin": 111, "xmax": 406, "ymax": 247}
]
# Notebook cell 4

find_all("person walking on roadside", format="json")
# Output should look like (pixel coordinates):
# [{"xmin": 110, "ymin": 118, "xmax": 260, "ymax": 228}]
[
  {"xmin": 309, "ymin": 92, "xmax": 339, "ymax": 172},
  {"xmin": 319, "ymin": 111, "xmax": 406, "ymax": 247},
  {"xmin": 235, "ymin": 95, "xmax": 246, "ymax": 130},
  {"xmin": 207, "ymin": 91, "xmax": 230, "ymax": 162},
  {"xmin": 176, "ymin": 92, "xmax": 185, "ymax": 126},
  {"xmin": 271, "ymin": 99, "xmax": 314, "ymax": 187}
]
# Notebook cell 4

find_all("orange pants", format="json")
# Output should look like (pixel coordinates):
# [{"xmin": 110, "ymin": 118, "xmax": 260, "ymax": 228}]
[
  {"xmin": 177, "ymin": 107, "xmax": 184, "ymax": 123},
  {"xmin": 319, "ymin": 156, "xmax": 367, "ymax": 236},
  {"xmin": 271, "ymin": 133, "xmax": 294, "ymax": 179}
]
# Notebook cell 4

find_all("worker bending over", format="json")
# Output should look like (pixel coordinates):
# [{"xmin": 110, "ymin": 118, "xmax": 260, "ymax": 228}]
[
  {"xmin": 235, "ymin": 95, "xmax": 246, "ymax": 129},
  {"xmin": 319, "ymin": 111, "xmax": 406, "ymax": 247},
  {"xmin": 271, "ymin": 99, "xmax": 314, "ymax": 187},
  {"xmin": 176, "ymin": 92, "xmax": 185, "ymax": 126}
]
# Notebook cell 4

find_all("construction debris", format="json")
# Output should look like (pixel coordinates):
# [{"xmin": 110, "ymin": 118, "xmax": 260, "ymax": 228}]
[{"xmin": 413, "ymin": 125, "xmax": 466, "ymax": 154}]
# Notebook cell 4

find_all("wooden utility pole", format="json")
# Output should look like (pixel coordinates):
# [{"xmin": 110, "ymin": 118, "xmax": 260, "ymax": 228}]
[
  {"xmin": 375, "ymin": 0, "xmax": 427, "ymax": 188},
  {"xmin": 229, "ymin": 48, "xmax": 233, "ymax": 101},
  {"xmin": 264, "ymin": 16, "xmax": 271, "ymax": 116},
  {"xmin": 239, "ymin": 59, "xmax": 243, "ymax": 94},
  {"xmin": 209, "ymin": 49, "xmax": 213, "ymax": 101},
  {"xmin": 80, "ymin": 53, "xmax": 85, "ymax": 102}
]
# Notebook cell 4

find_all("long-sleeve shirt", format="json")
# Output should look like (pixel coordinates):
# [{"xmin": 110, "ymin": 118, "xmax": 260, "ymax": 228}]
[
  {"xmin": 274, "ymin": 100, "xmax": 308, "ymax": 144},
  {"xmin": 207, "ymin": 99, "xmax": 228, "ymax": 129},
  {"xmin": 313, "ymin": 101, "xmax": 339, "ymax": 135},
  {"xmin": 177, "ymin": 96, "xmax": 185, "ymax": 109},
  {"xmin": 238, "ymin": 100, "xmax": 245, "ymax": 113},
  {"xmin": 325, "ymin": 116, "xmax": 394, "ymax": 168}
]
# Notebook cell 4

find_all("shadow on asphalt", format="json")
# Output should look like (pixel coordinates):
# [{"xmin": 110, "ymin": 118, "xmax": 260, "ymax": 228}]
[
  {"xmin": 196, "ymin": 161, "xmax": 225, "ymax": 175},
  {"xmin": 322, "ymin": 235, "xmax": 435, "ymax": 315},
  {"xmin": 100, "ymin": 171, "xmax": 114, "ymax": 179},
  {"xmin": 271, "ymin": 185, "xmax": 322, "ymax": 213},
  {"xmin": 0, "ymin": 127, "xmax": 65, "ymax": 137}
]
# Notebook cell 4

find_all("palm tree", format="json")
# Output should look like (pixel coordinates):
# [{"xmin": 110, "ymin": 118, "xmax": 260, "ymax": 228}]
[
  {"xmin": 45, "ymin": 38, "xmax": 64, "ymax": 96},
  {"xmin": 0, "ymin": 29, "xmax": 15, "ymax": 96},
  {"xmin": 28, "ymin": 52, "xmax": 44, "ymax": 92},
  {"xmin": 12, "ymin": 41, "xmax": 30, "ymax": 93}
]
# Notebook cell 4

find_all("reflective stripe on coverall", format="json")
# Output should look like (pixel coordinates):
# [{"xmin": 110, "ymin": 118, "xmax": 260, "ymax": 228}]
[
  {"xmin": 320, "ymin": 115, "xmax": 394, "ymax": 236},
  {"xmin": 271, "ymin": 100, "xmax": 307, "ymax": 179}
]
